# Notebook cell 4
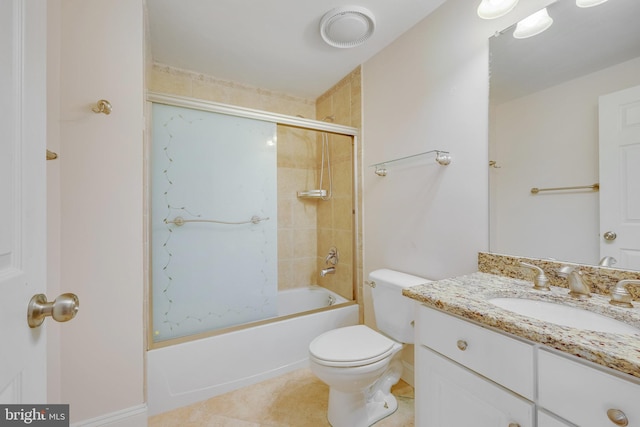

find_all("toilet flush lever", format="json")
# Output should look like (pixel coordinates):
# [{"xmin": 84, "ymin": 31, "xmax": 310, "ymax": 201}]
[
  {"xmin": 364, "ymin": 280, "xmax": 376, "ymax": 288},
  {"xmin": 27, "ymin": 293, "xmax": 79, "ymax": 328}
]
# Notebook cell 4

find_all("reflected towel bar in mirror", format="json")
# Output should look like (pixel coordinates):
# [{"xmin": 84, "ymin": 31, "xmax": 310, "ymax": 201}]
[
  {"xmin": 165, "ymin": 216, "xmax": 270, "ymax": 226},
  {"xmin": 530, "ymin": 183, "xmax": 599, "ymax": 194}
]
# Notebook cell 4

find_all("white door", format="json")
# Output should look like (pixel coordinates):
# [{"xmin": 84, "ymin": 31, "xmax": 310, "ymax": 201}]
[
  {"xmin": 0, "ymin": 1, "xmax": 48, "ymax": 403},
  {"xmin": 599, "ymin": 85, "xmax": 640, "ymax": 270}
]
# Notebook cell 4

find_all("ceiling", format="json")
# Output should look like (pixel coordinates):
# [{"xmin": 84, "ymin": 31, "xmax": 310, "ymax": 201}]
[
  {"xmin": 146, "ymin": 0, "xmax": 448, "ymax": 99},
  {"xmin": 490, "ymin": 0, "xmax": 640, "ymax": 104}
]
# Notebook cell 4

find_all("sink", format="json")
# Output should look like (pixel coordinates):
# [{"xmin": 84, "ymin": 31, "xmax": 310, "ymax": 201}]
[{"xmin": 488, "ymin": 298, "xmax": 640, "ymax": 335}]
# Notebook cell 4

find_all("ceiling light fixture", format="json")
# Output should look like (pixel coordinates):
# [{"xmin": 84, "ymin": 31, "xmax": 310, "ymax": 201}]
[
  {"xmin": 477, "ymin": 0, "xmax": 520, "ymax": 19},
  {"xmin": 513, "ymin": 7, "xmax": 553, "ymax": 39},
  {"xmin": 576, "ymin": 0, "xmax": 609, "ymax": 7},
  {"xmin": 320, "ymin": 6, "xmax": 376, "ymax": 49}
]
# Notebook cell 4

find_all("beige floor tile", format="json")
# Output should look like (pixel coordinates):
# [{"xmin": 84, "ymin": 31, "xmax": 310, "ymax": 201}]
[{"xmin": 149, "ymin": 368, "xmax": 414, "ymax": 427}]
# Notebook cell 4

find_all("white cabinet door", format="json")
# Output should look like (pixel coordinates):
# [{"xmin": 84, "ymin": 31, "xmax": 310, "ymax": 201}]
[
  {"xmin": 416, "ymin": 346, "xmax": 534, "ymax": 427},
  {"xmin": 538, "ymin": 410, "xmax": 575, "ymax": 427},
  {"xmin": 538, "ymin": 350, "xmax": 640, "ymax": 427},
  {"xmin": 0, "ymin": 0, "xmax": 48, "ymax": 403}
]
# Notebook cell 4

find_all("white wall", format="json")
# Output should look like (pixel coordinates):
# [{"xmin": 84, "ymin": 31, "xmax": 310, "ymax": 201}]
[
  {"xmin": 361, "ymin": 0, "xmax": 552, "ymax": 374},
  {"xmin": 52, "ymin": 0, "xmax": 146, "ymax": 424},
  {"xmin": 490, "ymin": 56, "xmax": 640, "ymax": 265},
  {"xmin": 362, "ymin": 0, "xmax": 551, "ymax": 280}
]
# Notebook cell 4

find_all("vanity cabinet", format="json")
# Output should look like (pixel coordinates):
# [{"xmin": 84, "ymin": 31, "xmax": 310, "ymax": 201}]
[
  {"xmin": 415, "ymin": 304, "xmax": 640, "ymax": 427},
  {"xmin": 416, "ymin": 305, "xmax": 534, "ymax": 427},
  {"xmin": 417, "ymin": 346, "xmax": 534, "ymax": 427},
  {"xmin": 537, "ymin": 411, "xmax": 573, "ymax": 427},
  {"xmin": 538, "ymin": 349, "xmax": 640, "ymax": 426}
]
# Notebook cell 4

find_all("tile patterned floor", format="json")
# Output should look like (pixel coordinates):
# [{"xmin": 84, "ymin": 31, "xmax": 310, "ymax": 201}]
[{"xmin": 148, "ymin": 368, "xmax": 415, "ymax": 427}]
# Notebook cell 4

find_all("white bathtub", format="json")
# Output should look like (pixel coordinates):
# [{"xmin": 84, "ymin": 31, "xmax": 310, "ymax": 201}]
[{"xmin": 147, "ymin": 286, "xmax": 358, "ymax": 416}]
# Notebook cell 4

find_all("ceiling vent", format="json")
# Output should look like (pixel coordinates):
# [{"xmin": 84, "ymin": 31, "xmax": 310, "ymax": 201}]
[{"xmin": 320, "ymin": 6, "xmax": 376, "ymax": 48}]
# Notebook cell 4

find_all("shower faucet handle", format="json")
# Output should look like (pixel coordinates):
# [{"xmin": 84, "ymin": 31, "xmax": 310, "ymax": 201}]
[{"xmin": 325, "ymin": 247, "xmax": 339, "ymax": 265}]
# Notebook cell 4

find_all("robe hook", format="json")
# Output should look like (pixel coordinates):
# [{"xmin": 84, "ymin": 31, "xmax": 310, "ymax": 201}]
[{"xmin": 92, "ymin": 99, "xmax": 112, "ymax": 115}]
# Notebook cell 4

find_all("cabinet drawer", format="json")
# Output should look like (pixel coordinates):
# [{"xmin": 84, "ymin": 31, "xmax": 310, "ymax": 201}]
[
  {"xmin": 416, "ymin": 305, "xmax": 535, "ymax": 400},
  {"xmin": 538, "ymin": 349, "xmax": 640, "ymax": 427}
]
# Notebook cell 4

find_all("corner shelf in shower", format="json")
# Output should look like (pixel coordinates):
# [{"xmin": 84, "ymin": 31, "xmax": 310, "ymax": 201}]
[
  {"xmin": 370, "ymin": 149, "xmax": 451, "ymax": 176},
  {"xmin": 297, "ymin": 189, "xmax": 328, "ymax": 199}
]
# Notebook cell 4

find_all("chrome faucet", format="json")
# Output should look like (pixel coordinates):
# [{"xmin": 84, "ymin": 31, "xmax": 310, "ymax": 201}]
[
  {"xmin": 598, "ymin": 256, "xmax": 617, "ymax": 267},
  {"xmin": 320, "ymin": 267, "xmax": 335, "ymax": 277},
  {"xmin": 558, "ymin": 265, "xmax": 590, "ymax": 299},
  {"xmin": 519, "ymin": 262, "xmax": 550, "ymax": 291},
  {"xmin": 610, "ymin": 279, "xmax": 640, "ymax": 308}
]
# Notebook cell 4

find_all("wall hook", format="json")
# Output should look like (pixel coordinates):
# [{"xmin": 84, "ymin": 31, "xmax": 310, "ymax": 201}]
[{"xmin": 92, "ymin": 99, "xmax": 112, "ymax": 115}]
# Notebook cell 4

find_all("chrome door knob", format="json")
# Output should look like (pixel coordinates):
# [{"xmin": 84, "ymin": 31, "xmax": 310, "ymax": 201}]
[
  {"xmin": 27, "ymin": 293, "xmax": 79, "ymax": 328},
  {"xmin": 603, "ymin": 231, "xmax": 617, "ymax": 241}
]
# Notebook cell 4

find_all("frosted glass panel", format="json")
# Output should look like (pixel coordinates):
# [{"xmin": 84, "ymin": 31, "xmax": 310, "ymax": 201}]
[{"xmin": 151, "ymin": 103, "xmax": 277, "ymax": 341}]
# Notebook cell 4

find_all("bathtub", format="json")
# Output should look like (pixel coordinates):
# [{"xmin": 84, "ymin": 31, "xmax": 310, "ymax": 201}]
[{"xmin": 147, "ymin": 286, "xmax": 358, "ymax": 415}]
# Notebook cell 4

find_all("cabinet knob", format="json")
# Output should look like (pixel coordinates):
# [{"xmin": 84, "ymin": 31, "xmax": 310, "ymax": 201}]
[
  {"xmin": 607, "ymin": 409, "xmax": 628, "ymax": 426},
  {"xmin": 456, "ymin": 340, "xmax": 468, "ymax": 351}
]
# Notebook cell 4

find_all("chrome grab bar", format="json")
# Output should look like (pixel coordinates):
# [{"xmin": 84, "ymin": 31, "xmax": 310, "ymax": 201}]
[{"xmin": 165, "ymin": 216, "xmax": 269, "ymax": 226}]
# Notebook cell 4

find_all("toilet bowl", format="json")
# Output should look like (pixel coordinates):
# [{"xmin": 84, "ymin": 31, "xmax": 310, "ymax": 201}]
[
  {"xmin": 310, "ymin": 325, "xmax": 404, "ymax": 427},
  {"xmin": 308, "ymin": 269, "xmax": 430, "ymax": 427}
]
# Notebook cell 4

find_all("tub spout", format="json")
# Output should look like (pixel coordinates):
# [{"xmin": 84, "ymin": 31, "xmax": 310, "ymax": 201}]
[{"xmin": 320, "ymin": 267, "xmax": 335, "ymax": 277}]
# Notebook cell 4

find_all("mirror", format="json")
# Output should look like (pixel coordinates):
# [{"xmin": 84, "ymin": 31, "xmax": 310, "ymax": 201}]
[{"xmin": 489, "ymin": 0, "xmax": 640, "ymax": 270}]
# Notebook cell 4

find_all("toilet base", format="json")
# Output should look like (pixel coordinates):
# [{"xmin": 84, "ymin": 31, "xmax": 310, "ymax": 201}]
[
  {"xmin": 327, "ymin": 389, "xmax": 398, "ymax": 427},
  {"xmin": 326, "ymin": 357, "xmax": 403, "ymax": 427}
]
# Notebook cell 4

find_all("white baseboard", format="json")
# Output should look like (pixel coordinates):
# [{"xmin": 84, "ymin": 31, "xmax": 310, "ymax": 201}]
[
  {"xmin": 71, "ymin": 404, "xmax": 147, "ymax": 427},
  {"xmin": 401, "ymin": 360, "xmax": 415, "ymax": 388}
]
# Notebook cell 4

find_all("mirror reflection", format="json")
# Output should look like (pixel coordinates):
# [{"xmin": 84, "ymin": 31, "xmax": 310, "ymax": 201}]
[{"xmin": 489, "ymin": 0, "xmax": 640, "ymax": 270}]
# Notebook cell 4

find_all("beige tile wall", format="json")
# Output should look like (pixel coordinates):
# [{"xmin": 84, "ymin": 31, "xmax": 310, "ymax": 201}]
[{"xmin": 148, "ymin": 64, "xmax": 362, "ymax": 301}]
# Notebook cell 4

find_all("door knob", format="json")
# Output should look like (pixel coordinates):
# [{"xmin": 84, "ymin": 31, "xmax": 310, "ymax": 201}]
[
  {"xmin": 603, "ymin": 231, "xmax": 617, "ymax": 241},
  {"xmin": 27, "ymin": 293, "xmax": 79, "ymax": 328}
]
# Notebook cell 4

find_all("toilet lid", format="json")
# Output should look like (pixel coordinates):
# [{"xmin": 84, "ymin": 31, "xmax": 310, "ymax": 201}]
[{"xmin": 309, "ymin": 325, "xmax": 397, "ymax": 367}]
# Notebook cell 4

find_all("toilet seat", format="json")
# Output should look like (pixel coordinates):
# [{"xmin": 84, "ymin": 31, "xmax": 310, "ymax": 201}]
[{"xmin": 309, "ymin": 325, "xmax": 399, "ymax": 367}]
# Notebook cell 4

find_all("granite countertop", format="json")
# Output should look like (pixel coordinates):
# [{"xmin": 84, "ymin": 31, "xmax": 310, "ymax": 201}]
[{"xmin": 403, "ymin": 272, "xmax": 640, "ymax": 380}]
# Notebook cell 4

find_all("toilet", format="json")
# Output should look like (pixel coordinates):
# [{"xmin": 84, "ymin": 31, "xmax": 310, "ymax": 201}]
[{"xmin": 308, "ymin": 269, "xmax": 430, "ymax": 427}]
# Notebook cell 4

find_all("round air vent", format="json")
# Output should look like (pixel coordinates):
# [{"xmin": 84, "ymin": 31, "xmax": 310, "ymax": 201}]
[{"xmin": 320, "ymin": 6, "xmax": 376, "ymax": 48}]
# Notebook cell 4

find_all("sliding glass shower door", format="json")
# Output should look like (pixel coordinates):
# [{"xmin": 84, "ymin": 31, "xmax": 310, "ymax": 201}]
[{"xmin": 150, "ymin": 103, "xmax": 278, "ymax": 342}]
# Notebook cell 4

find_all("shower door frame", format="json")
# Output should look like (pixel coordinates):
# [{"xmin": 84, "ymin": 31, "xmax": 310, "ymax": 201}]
[{"xmin": 145, "ymin": 92, "xmax": 361, "ymax": 349}]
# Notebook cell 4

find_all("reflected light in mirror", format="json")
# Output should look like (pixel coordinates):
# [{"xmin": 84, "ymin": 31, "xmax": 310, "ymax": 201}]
[
  {"xmin": 576, "ymin": 0, "xmax": 608, "ymax": 8},
  {"xmin": 513, "ymin": 8, "xmax": 553, "ymax": 39},
  {"xmin": 477, "ymin": 0, "xmax": 520, "ymax": 19}
]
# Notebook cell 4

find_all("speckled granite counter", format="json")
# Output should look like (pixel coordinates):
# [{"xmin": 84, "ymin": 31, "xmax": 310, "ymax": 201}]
[{"xmin": 403, "ymin": 272, "xmax": 640, "ymax": 380}]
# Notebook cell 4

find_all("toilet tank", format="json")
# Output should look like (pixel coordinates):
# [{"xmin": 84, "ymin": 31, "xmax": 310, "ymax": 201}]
[{"xmin": 369, "ymin": 269, "xmax": 431, "ymax": 344}]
